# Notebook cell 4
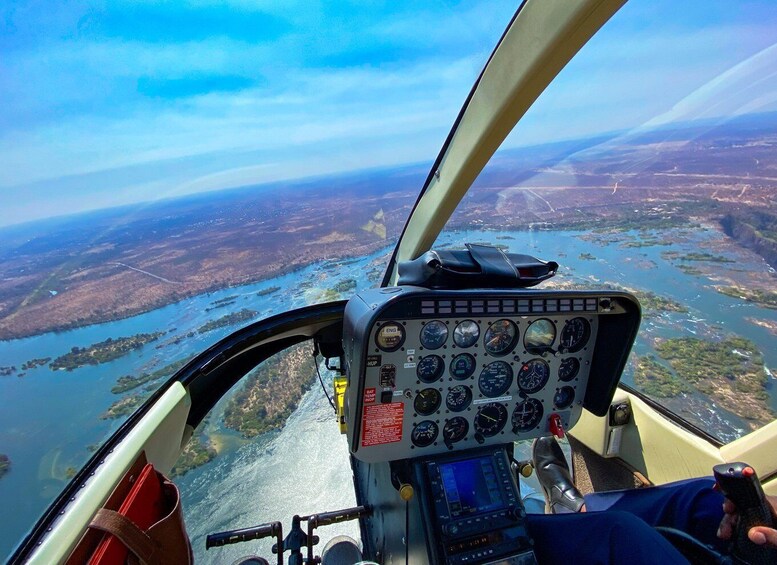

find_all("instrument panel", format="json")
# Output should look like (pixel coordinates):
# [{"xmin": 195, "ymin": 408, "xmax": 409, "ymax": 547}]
[{"xmin": 343, "ymin": 287, "xmax": 640, "ymax": 463}]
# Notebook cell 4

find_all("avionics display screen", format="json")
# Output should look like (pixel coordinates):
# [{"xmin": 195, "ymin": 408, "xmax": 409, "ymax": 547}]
[{"xmin": 439, "ymin": 456, "xmax": 506, "ymax": 517}]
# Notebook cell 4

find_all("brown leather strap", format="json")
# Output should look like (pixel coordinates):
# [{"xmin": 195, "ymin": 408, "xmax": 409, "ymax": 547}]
[{"xmin": 89, "ymin": 508, "xmax": 161, "ymax": 565}]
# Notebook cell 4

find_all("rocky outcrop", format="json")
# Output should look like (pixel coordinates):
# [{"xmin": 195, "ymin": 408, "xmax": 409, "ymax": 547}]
[{"xmin": 721, "ymin": 211, "xmax": 777, "ymax": 270}]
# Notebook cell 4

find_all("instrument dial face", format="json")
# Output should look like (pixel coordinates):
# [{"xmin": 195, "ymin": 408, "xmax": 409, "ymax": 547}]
[
  {"xmin": 453, "ymin": 320, "xmax": 480, "ymax": 348},
  {"xmin": 518, "ymin": 359, "xmax": 550, "ymax": 394},
  {"xmin": 512, "ymin": 398, "xmax": 544, "ymax": 432},
  {"xmin": 554, "ymin": 386, "xmax": 575, "ymax": 409},
  {"xmin": 478, "ymin": 361, "xmax": 513, "ymax": 398},
  {"xmin": 411, "ymin": 420, "xmax": 439, "ymax": 447},
  {"xmin": 443, "ymin": 417, "xmax": 469, "ymax": 444},
  {"xmin": 449, "ymin": 353, "xmax": 476, "ymax": 380},
  {"xmin": 375, "ymin": 322, "xmax": 405, "ymax": 352},
  {"xmin": 445, "ymin": 385, "xmax": 472, "ymax": 412},
  {"xmin": 558, "ymin": 357, "xmax": 580, "ymax": 382},
  {"xmin": 560, "ymin": 317, "xmax": 591, "ymax": 353},
  {"xmin": 414, "ymin": 388, "xmax": 442, "ymax": 416},
  {"xmin": 416, "ymin": 355, "xmax": 444, "ymax": 383},
  {"xmin": 420, "ymin": 320, "xmax": 448, "ymax": 350},
  {"xmin": 524, "ymin": 319, "xmax": 556, "ymax": 354},
  {"xmin": 474, "ymin": 403, "xmax": 508, "ymax": 437},
  {"xmin": 483, "ymin": 319, "xmax": 519, "ymax": 356}
]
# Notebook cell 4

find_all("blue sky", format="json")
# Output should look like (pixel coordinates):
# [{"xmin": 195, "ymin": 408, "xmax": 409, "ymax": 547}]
[{"xmin": 1, "ymin": 0, "xmax": 776, "ymax": 227}]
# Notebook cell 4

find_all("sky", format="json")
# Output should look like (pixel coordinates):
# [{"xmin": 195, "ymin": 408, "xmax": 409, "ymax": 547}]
[{"xmin": 1, "ymin": 0, "xmax": 776, "ymax": 227}]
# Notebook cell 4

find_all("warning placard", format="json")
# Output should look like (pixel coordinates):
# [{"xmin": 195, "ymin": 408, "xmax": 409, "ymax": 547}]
[
  {"xmin": 361, "ymin": 402, "xmax": 404, "ymax": 447},
  {"xmin": 364, "ymin": 387, "xmax": 376, "ymax": 403}
]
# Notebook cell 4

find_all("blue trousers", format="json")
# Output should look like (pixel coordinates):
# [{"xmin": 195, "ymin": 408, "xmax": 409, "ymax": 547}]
[{"xmin": 524, "ymin": 478, "xmax": 724, "ymax": 564}]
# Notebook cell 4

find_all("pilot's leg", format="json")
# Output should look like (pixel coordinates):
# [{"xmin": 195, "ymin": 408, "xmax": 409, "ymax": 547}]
[
  {"xmin": 584, "ymin": 477, "xmax": 724, "ymax": 550},
  {"xmin": 525, "ymin": 510, "xmax": 689, "ymax": 564}
]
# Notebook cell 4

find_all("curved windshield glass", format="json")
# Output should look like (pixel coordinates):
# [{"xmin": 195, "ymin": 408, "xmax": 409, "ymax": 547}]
[
  {"xmin": 0, "ymin": 2, "xmax": 516, "ymax": 558},
  {"xmin": 436, "ymin": 0, "xmax": 777, "ymax": 443}
]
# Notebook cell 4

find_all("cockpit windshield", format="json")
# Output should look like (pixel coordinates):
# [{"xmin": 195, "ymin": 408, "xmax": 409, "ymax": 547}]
[{"xmin": 436, "ymin": 0, "xmax": 777, "ymax": 442}]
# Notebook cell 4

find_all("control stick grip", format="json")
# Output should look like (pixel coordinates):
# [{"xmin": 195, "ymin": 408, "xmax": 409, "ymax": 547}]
[{"xmin": 713, "ymin": 462, "xmax": 777, "ymax": 564}]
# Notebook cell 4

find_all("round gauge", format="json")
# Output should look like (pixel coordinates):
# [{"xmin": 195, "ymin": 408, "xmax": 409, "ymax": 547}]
[
  {"xmin": 416, "ymin": 355, "xmax": 444, "ymax": 383},
  {"xmin": 443, "ymin": 417, "xmax": 469, "ymax": 444},
  {"xmin": 512, "ymin": 398, "xmax": 544, "ymax": 433},
  {"xmin": 483, "ymin": 319, "xmax": 519, "ymax": 356},
  {"xmin": 445, "ymin": 385, "xmax": 472, "ymax": 412},
  {"xmin": 518, "ymin": 359, "xmax": 550, "ymax": 394},
  {"xmin": 559, "ymin": 317, "xmax": 591, "ymax": 353},
  {"xmin": 411, "ymin": 420, "xmax": 439, "ymax": 447},
  {"xmin": 524, "ymin": 319, "xmax": 556, "ymax": 354},
  {"xmin": 478, "ymin": 361, "xmax": 513, "ymax": 398},
  {"xmin": 453, "ymin": 320, "xmax": 480, "ymax": 348},
  {"xmin": 449, "ymin": 353, "xmax": 476, "ymax": 380},
  {"xmin": 554, "ymin": 386, "xmax": 575, "ymax": 409},
  {"xmin": 474, "ymin": 403, "xmax": 508, "ymax": 437},
  {"xmin": 414, "ymin": 388, "xmax": 442, "ymax": 416},
  {"xmin": 558, "ymin": 357, "xmax": 580, "ymax": 382},
  {"xmin": 420, "ymin": 320, "xmax": 448, "ymax": 350},
  {"xmin": 374, "ymin": 322, "xmax": 405, "ymax": 352}
]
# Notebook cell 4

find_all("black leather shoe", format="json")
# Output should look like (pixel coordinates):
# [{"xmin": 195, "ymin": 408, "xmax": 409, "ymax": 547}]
[{"xmin": 532, "ymin": 436, "xmax": 585, "ymax": 514}]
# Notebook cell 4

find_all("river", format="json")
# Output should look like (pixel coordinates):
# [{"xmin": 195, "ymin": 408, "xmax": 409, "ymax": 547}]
[{"xmin": 1, "ymin": 225, "xmax": 776, "ymax": 561}]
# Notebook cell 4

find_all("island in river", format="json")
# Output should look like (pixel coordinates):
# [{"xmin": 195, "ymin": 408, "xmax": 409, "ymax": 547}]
[{"xmin": 49, "ymin": 332, "xmax": 166, "ymax": 371}]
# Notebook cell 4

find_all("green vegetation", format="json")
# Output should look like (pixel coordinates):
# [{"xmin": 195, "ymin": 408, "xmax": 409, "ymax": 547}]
[
  {"xmin": 101, "ymin": 394, "xmax": 144, "ymax": 420},
  {"xmin": 631, "ymin": 290, "xmax": 688, "ymax": 315},
  {"xmin": 50, "ymin": 332, "xmax": 166, "ymax": 371},
  {"xmin": 112, "ymin": 357, "xmax": 192, "ymax": 394},
  {"xmin": 716, "ymin": 287, "xmax": 777, "ymax": 309},
  {"xmin": 331, "ymin": 278, "xmax": 357, "ymax": 294},
  {"xmin": 0, "ymin": 366, "xmax": 17, "ymax": 376},
  {"xmin": 0, "ymin": 454, "xmax": 10, "ymax": 479},
  {"xmin": 205, "ymin": 300, "xmax": 236, "ymax": 312},
  {"xmin": 662, "ymin": 251, "xmax": 734, "ymax": 263},
  {"xmin": 633, "ymin": 355, "xmax": 690, "ymax": 398},
  {"xmin": 256, "ymin": 286, "xmax": 281, "ymax": 296},
  {"xmin": 655, "ymin": 336, "xmax": 774, "ymax": 429},
  {"xmin": 223, "ymin": 344, "xmax": 317, "ymax": 438},
  {"xmin": 579, "ymin": 253, "xmax": 596, "ymax": 261},
  {"xmin": 676, "ymin": 265, "xmax": 703, "ymax": 276},
  {"xmin": 21, "ymin": 357, "xmax": 51, "ymax": 371},
  {"xmin": 621, "ymin": 238, "xmax": 673, "ymax": 248},
  {"xmin": 171, "ymin": 433, "xmax": 216, "ymax": 477},
  {"xmin": 196, "ymin": 309, "xmax": 258, "ymax": 334}
]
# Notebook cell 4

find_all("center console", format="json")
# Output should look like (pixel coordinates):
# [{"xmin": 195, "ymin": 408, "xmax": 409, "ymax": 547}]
[{"xmin": 414, "ymin": 446, "xmax": 537, "ymax": 565}]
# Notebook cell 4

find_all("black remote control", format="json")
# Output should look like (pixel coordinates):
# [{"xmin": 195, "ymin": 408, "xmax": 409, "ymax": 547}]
[{"xmin": 713, "ymin": 462, "xmax": 777, "ymax": 565}]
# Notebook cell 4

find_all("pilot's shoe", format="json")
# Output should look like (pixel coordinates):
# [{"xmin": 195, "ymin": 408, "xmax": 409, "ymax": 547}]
[{"xmin": 532, "ymin": 436, "xmax": 585, "ymax": 514}]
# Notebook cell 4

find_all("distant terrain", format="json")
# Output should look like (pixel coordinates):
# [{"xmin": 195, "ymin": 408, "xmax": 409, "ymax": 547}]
[{"xmin": 1, "ymin": 112, "xmax": 776, "ymax": 340}]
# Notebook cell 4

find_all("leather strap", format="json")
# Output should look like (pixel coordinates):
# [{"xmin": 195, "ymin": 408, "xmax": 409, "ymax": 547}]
[
  {"xmin": 90, "ymin": 508, "xmax": 160, "ymax": 565},
  {"xmin": 466, "ymin": 243, "xmax": 517, "ymax": 278}
]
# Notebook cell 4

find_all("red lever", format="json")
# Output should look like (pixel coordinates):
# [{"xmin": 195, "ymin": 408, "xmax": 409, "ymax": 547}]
[{"xmin": 549, "ymin": 413, "xmax": 565, "ymax": 438}]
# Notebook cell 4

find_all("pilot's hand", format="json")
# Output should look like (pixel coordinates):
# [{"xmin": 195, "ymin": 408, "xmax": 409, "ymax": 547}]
[{"xmin": 717, "ymin": 495, "xmax": 777, "ymax": 548}]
